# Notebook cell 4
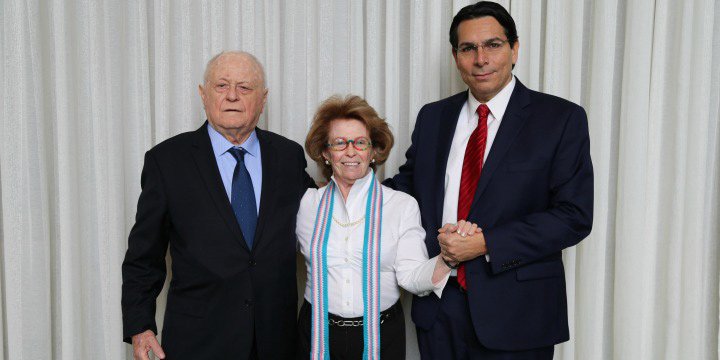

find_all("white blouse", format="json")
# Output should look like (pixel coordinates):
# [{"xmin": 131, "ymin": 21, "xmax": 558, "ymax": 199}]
[{"xmin": 297, "ymin": 171, "xmax": 447, "ymax": 317}]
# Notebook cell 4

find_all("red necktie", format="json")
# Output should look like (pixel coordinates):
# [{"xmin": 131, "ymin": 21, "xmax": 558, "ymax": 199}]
[{"xmin": 456, "ymin": 104, "xmax": 489, "ymax": 290}]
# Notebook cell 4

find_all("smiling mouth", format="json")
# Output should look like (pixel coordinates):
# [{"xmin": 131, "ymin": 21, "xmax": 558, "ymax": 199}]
[{"xmin": 342, "ymin": 162, "xmax": 360, "ymax": 166}]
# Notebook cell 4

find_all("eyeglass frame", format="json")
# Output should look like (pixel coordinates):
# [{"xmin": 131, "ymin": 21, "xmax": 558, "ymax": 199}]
[
  {"xmin": 324, "ymin": 137, "xmax": 373, "ymax": 151},
  {"xmin": 454, "ymin": 38, "xmax": 511, "ymax": 57}
]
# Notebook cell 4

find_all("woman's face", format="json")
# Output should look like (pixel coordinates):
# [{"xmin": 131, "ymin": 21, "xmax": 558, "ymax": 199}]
[{"xmin": 323, "ymin": 118, "xmax": 375, "ymax": 187}]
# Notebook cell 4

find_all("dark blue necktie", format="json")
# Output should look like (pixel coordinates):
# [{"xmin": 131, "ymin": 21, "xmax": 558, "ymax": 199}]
[{"xmin": 228, "ymin": 147, "xmax": 257, "ymax": 248}]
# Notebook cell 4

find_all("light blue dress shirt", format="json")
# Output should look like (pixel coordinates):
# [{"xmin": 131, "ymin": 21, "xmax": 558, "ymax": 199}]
[{"xmin": 207, "ymin": 123, "xmax": 262, "ymax": 213}]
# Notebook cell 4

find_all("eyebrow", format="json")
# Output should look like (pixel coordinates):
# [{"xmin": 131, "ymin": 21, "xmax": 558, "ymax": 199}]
[
  {"xmin": 458, "ymin": 37, "xmax": 504, "ymax": 46},
  {"xmin": 215, "ymin": 78, "xmax": 254, "ymax": 85}
]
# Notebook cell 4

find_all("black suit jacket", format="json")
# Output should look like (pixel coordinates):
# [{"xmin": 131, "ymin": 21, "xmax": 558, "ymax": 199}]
[
  {"xmin": 122, "ymin": 123, "xmax": 314, "ymax": 359},
  {"xmin": 385, "ymin": 79, "xmax": 593, "ymax": 350}
]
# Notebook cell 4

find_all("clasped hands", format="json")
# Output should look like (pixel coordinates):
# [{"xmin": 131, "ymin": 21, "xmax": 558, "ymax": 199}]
[{"xmin": 438, "ymin": 220, "xmax": 487, "ymax": 267}]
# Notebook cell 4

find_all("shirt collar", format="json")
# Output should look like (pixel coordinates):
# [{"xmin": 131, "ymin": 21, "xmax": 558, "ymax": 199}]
[
  {"xmin": 466, "ymin": 76, "xmax": 516, "ymax": 123},
  {"xmin": 330, "ymin": 168, "xmax": 375, "ymax": 212},
  {"xmin": 207, "ymin": 123, "xmax": 260, "ymax": 158}
]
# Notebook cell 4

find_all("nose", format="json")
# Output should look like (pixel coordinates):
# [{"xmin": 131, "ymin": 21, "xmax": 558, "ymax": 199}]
[
  {"xmin": 227, "ymin": 86, "xmax": 239, "ymax": 101},
  {"xmin": 474, "ymin": 49, "xmax": 489, "ymax": 65},
  {"xmin": 345, "ymin": 144, "xmax": 358, "ymax": 156}
]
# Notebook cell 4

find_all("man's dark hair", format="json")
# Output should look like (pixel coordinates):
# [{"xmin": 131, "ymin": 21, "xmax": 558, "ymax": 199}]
[{"xmin": 449, "ymin": 1, "xmax": 518, "ymax": 49}]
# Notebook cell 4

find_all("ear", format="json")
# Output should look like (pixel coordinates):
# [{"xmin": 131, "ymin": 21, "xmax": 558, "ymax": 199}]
[
  {"xmin": 511, "ymin": 39, "xmax": 519, "ymax": 66},
  {"xmin": 260, "ymin": 88, "xmax": 269, "ymax": 113},
  {"xmin": 198, "ymin": 84, "xmax": 207, "ymax": 106}
]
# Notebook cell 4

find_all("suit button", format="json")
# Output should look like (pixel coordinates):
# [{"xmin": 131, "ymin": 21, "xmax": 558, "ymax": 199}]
[
  {"xmin": 249, "ymin": 259, "xmax": 257, "ymax": 266},
  {"xmin": 245, "ymin": 299, "xmax": 253, "ymax": 306}
]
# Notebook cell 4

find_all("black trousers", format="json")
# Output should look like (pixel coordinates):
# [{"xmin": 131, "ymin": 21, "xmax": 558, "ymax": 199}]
[
  {"xmin": 297, "ymin": 300, "xmax": 406, "ymax": 359},
  {"xmin": 416, "ymin": 277, "xmax": 554, "ymax": 360}
]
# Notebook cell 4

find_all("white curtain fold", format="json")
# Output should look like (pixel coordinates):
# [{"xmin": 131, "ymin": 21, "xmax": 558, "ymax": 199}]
[{"xmin": 1, "ymin": 0, "xmax": 718, "ymax": 359}]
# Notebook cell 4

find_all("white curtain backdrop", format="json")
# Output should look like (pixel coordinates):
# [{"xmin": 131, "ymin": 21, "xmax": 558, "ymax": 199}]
[{"xmin": 2, "ymin": 0, "xmax": 719, "ymax": 359}]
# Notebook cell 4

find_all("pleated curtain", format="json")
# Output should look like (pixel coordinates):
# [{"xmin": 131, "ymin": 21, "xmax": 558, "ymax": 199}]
[{"xmin": 1, "ymin": 0, "xmax": 718, "ymax": 359}]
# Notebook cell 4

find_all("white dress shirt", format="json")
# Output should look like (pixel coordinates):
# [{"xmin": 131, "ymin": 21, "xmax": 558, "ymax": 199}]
[
  {"xmin": 442, "ymin": 77, "xmax": 516, "ymax": 265},
  {"xmin": 297, "ymin": 171, "xmax": 447, "ymax": 317}
]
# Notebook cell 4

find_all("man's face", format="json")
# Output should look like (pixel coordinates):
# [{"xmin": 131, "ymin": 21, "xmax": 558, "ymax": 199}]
[
  {"xmin": 199, "ymin": 54, "xmax": 268, "ymax": 141},
  {"xmin": 452, "ymin": 16, "xmax": 518, "ymax": 103}
]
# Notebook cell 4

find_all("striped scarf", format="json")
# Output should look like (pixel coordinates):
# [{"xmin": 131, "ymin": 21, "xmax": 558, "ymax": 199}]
[{"xmin": 309, "ymin": 174, "xmax": 384, "ymax": 359}]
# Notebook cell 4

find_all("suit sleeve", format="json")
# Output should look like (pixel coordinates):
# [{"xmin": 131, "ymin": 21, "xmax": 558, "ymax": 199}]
[
  {"xmin": 484, "ymin": 106, "xmax": 594, "ymax": 274},
  {"xmin": 299, "ymin": 147, "xmax": 318, "ymax": 191},
  {"xmin": 121, "ymin": 151, "xmax": 170, "ymax": 343},
  {"xmin": 383, "ymin": 105, "xmax": 428, "ymax": 193}
]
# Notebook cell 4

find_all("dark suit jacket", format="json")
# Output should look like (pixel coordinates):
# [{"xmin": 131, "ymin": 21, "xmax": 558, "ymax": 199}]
[
  {"xmin": 385, "ymin": 79, "xmax": 593, "ymax": 351},
  {"xmin": 122, "ymin": 123, "xmax": 314, "ymax": 359}
]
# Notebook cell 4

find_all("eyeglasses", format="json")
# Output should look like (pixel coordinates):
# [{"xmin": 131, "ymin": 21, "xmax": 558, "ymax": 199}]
[
  {"xmin": 455, "ymin": 39, "xmax": 510, "ymax": 57},
  {"xmin": 325, "ymin": 137, "xmax": 373, "ymax": 151}
]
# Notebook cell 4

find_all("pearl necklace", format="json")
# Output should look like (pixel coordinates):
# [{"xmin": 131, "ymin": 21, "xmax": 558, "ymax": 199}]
[{"xmin": 332, "ymin": 215, "xmax": 365, "ymax": 228}]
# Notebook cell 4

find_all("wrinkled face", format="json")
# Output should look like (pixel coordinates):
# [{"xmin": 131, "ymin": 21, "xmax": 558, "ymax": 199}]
[
  {"xmin": 452, "ymin": 16, "xmax": 518, "ymax": 103},
  {"xmin": 323, "ymin": 119, "xmax": 375, "ymax": 187},
  {"xmin": 199, "ymin": 54, "xmax": 268, "ymax": 141}
]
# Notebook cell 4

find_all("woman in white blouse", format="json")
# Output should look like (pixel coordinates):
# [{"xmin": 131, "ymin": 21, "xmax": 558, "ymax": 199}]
[{"xmin": 296, "ymin": 95, "xmax": 471, "ymax": 359}]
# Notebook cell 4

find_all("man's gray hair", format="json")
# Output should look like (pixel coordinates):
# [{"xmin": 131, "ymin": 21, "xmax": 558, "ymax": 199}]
[{"xmin": 203, "ymin": 50, "xmax": 266, "ymax": 88}]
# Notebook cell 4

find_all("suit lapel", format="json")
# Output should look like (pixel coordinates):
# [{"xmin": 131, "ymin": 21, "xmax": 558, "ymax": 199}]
[
  {"xmin": 252, "ymin": 128, "xmax": 279, "ymax": 251},
  {"xmin": 433, "ymin": 92, "xmax": 468, "ymax": 226},
  {"xmin": 468, "ymin": 79, "xmax": 531, "ymax": 217},
  {"xmin": 190, "ymin": 122, "xmax": 248, "ymax": 250}
]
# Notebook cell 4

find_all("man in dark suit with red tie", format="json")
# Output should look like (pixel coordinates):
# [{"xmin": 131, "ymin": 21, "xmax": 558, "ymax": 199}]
[
  {"xmin": 121, "ymin": 51, "xmax": 315, "ymax": 359},
  {"xmin": 385, "ymin": 2, "xmax": 593, "ymax": 359}
]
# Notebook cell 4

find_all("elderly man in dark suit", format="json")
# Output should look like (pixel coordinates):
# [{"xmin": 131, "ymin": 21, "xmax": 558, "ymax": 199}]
[
  {"xmin": 122, "ymin": 51, "xmax": 314, "ymax": 359},
  {"xmin": 385, "ymin": 2, "xmax": 593, "ymax": 359}
]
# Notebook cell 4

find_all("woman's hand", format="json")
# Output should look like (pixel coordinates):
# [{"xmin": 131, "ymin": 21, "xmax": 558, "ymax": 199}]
[
  {"xmin": 438, "ymin": 220, "xmax": 480, "ymax": 237},
  {"xmin": 454, "ymin": 219, "xmax": 479, "ymax": 237}
]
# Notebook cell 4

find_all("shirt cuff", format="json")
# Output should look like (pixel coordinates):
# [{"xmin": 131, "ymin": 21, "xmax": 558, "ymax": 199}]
[
  {"xmin": 429, "ymin": 255, "xmax": 451, "ymax": 298},
  {"xmin": 432, "ymin": 272, "xmax": 451, "ymax": 298}
]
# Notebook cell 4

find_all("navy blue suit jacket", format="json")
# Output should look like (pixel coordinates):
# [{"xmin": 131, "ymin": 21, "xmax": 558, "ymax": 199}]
[{"xmin": 385, "ymin": 79, "xmax": 593, "ymax": 350}]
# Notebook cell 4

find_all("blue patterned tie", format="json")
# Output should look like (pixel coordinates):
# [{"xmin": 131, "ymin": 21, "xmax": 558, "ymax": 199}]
[{"xmin": 228, "ymin": 147, "xmax": 257, "ymax": 248}]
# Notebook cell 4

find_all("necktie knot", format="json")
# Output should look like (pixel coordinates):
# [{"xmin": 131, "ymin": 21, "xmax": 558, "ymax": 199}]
[
  {"xmin": 477, "ymin": 104, "xmax": 490, "ymax": 120},
  {"xmin": 228, "ymin": 147, "xmax": 247, "ymax": 162}
]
